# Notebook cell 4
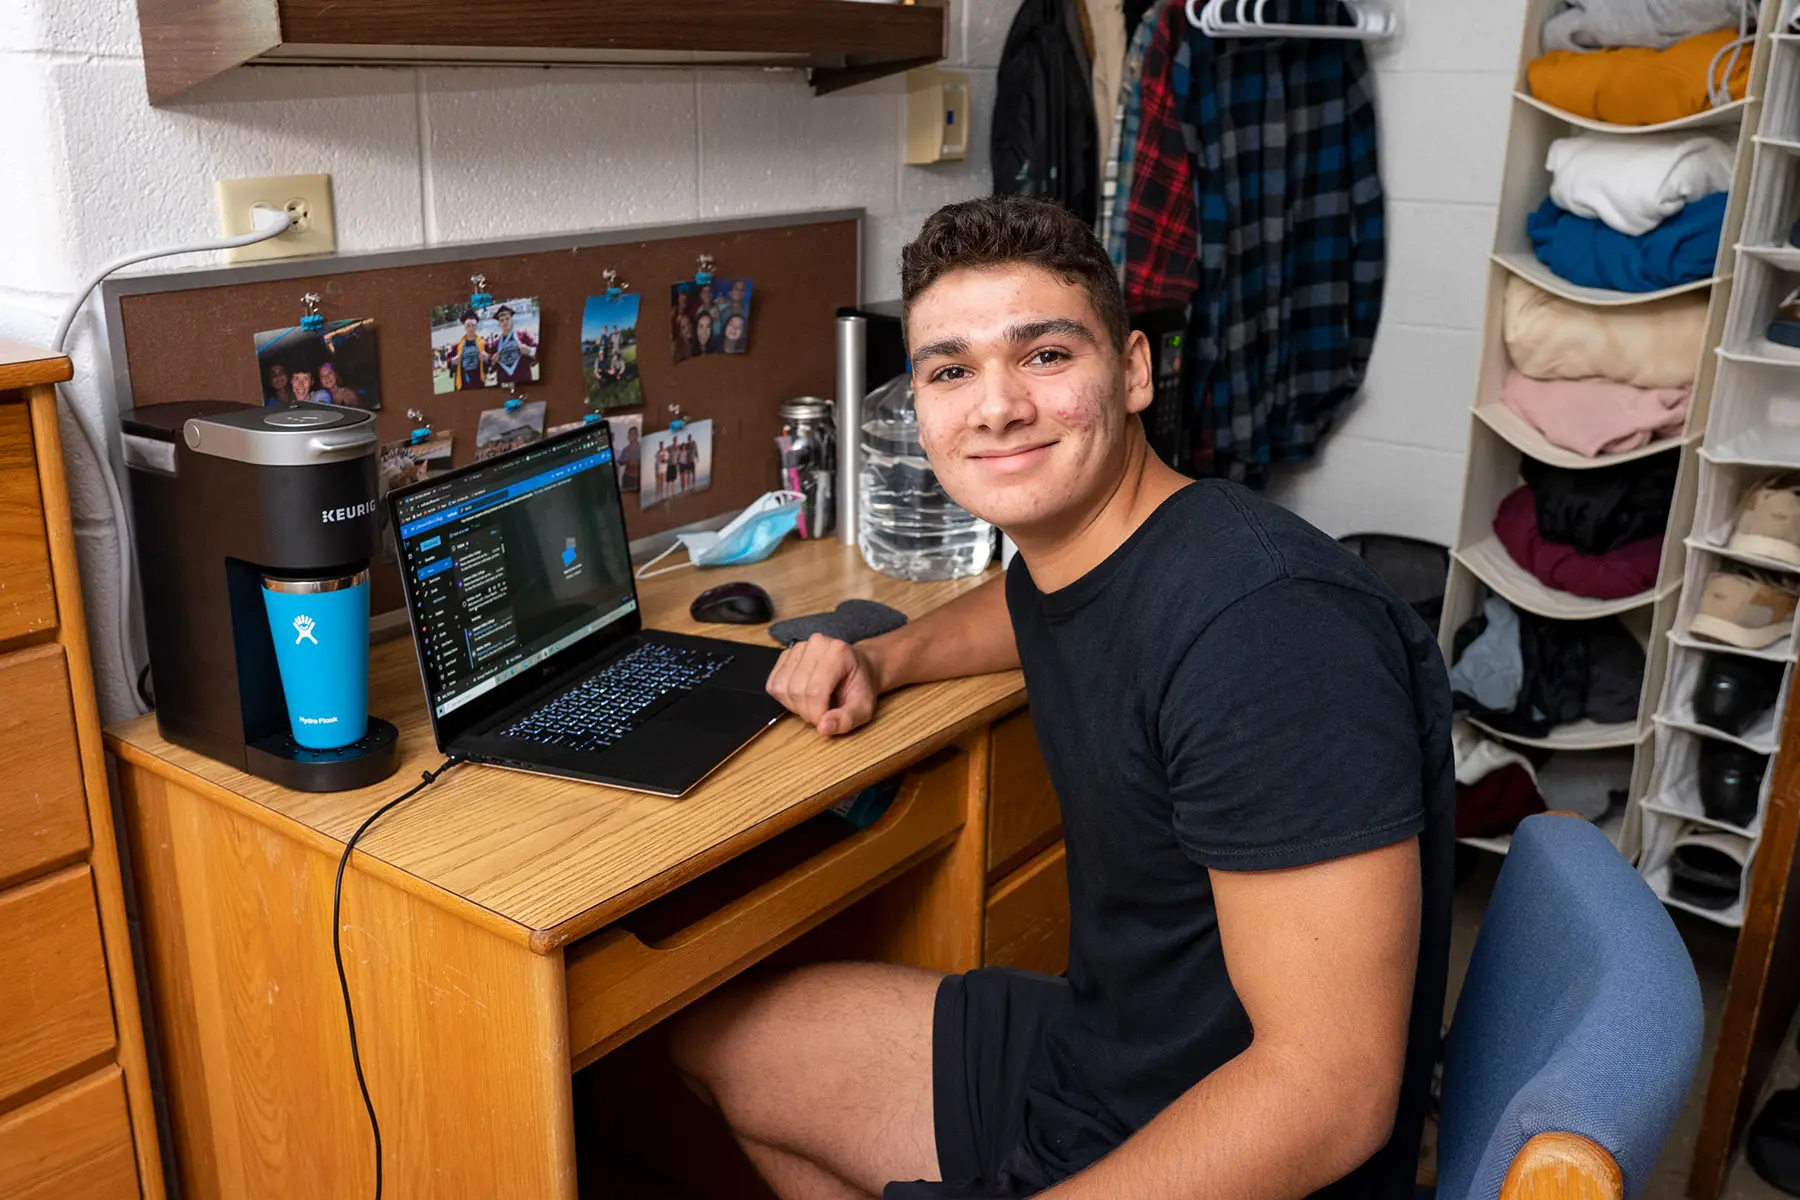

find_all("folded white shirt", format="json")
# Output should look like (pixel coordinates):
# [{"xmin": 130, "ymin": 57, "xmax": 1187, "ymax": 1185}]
[
  {"xmin": 1452, "ymin": 719, "xmax": 1538, "ymax": 788},
  {"xmin": 1546, "ymin": 132, "xmax": 1734, "ymax": 237}
]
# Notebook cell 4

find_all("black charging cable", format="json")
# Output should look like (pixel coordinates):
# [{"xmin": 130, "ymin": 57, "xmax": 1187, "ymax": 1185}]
[{"xmin": 332, "ymin": 756, "xmax": 460, "ymax": 1199}]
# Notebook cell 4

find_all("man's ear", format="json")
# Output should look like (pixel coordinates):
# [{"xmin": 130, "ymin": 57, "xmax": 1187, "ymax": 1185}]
[{"xmin": 1121, "ymin": 330, "xmax": 1155, "ymax": 416}]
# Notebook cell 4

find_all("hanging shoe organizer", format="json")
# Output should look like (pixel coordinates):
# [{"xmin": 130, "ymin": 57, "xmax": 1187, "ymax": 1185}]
[
  {"xmin": 1439, "ymin": 0, "xmax": 1776, "ymax": 899},
  {"xmin": 1642, "ymin": 0, "xmax": 1800, "ymax": 927}
]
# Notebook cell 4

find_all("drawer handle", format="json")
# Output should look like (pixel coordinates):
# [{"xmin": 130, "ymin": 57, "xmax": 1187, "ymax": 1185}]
[{"xmin": 566, "ymin": 771, "xmax": 964, "ymax": 1066}]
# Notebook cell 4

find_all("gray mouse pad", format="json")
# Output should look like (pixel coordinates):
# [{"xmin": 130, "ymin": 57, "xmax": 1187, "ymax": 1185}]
[{"xmin": 769, "ymin": 599, "xmax": 908, "ymax": 647}]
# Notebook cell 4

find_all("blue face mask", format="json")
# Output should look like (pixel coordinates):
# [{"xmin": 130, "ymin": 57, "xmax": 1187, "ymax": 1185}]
[{"xmin": 636, "ymin": 491, "xmax": 804, "ymax": 578}]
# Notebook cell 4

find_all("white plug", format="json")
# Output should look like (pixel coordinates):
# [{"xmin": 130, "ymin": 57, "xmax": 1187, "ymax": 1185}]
[{"xmin": 251, "ymin": 203, "xmax": 292, "ymax": 234}]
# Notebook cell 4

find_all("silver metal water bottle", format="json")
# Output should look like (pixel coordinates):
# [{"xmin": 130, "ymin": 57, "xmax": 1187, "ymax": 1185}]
[{"xmin": 834, "ymin": 315, "xmax": 866, "ymax": 544}]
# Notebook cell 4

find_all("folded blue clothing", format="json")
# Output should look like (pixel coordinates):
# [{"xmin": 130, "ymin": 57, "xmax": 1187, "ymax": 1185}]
[{"xmin": 1527, "ymin": 191, "xmax": 1725, "ymax": 293}]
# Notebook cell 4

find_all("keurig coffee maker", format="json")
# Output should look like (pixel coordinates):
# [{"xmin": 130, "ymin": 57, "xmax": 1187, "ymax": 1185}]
[{"xmin": 120, "ymin": 400, "xmax": 400, "ymax": 791}]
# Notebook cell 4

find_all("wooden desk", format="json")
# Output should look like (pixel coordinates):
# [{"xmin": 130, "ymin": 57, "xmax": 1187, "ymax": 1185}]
[{"xmin": 106, "ymin": 538, "xmax": 1063, "ymax": 1198}]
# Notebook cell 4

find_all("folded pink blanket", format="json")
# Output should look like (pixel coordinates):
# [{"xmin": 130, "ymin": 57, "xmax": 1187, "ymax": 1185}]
[{"xmin": 1500, "ymin": 369, "xmax": 1689, "ymax": 457}]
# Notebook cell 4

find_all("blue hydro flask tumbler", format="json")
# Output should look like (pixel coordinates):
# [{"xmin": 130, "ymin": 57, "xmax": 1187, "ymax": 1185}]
[{"xmin": 260, "ymin": 569, "xmax": 371, "ymax": 750}]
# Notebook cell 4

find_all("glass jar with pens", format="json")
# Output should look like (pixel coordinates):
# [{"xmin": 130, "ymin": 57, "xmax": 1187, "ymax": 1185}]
[{"xmin": 777, "ymin": 396, "xmax": 836, "ymax": 539}]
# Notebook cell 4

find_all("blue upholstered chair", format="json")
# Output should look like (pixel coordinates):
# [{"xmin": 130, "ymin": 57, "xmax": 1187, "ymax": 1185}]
[{"xmin": 1435, "ymin": 813, "xmax": 1705, "ymax": 1199}]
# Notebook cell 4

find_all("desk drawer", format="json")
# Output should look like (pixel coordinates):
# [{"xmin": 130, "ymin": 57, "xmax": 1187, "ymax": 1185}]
[
  {"xmin": 0, "ymin": 865, "xmax": 116, "ymax": 1108},
  {"xmin": 566, "ymin": 752, "xmax": 968, "ymax": 1068},
  {"xmin": 0, "ymin": 1065, "xmax": 138, "ymax": 1200},
  {"xmin": 984, "ymin": 841, "xmax": 1069, "ymax": 975},
  {"xmin": 0, "ymin": 400, "xmax": 56, "ymax": 649},
  {"xmin": 0, "ymin": 644, "xmax": 90, "ymax": 888},
  {"xmin": 986, "ymin": 710, "xmax": 1059, "ymax": 880}
]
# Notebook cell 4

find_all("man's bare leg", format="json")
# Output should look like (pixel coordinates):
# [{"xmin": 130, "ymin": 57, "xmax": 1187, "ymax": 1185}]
[{"xmin": 670, "ymin": 962, "xmax": 944, "ymax": 1200}]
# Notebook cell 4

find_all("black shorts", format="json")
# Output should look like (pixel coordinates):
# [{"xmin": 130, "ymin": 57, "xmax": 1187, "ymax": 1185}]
[{"xmin": 904, "ymin": 967, "xmax": 1070, "ymax": 1199}]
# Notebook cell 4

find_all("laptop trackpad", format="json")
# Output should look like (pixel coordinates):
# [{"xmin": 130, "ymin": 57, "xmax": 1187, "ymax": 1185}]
[{"xmin": 657, "ymin": 687, "xmax": 762, "ymax": 735}]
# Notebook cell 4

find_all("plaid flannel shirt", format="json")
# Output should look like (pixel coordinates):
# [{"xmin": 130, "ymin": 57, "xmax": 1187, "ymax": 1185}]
[
  {"xmin": 1182, "ymin": 25, "xmax": 1385, "ymax": 485},
  {"xmin": 1100, "ymin": 0, "xmax": 1169, "ymax": 275},
  {"xmin": 1123, "ymin": 4, "xmax": 1201, "ymax": 312}
]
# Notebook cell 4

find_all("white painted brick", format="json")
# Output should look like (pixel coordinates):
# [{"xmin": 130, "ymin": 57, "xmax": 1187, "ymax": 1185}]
[
  {"xmin": 1382, "ymin": 0, "xmax": 1529, "ymax": 74},
  {"xmin": 1267, "ymin": 437, "xmax": 1465, "ymax": 544},
  {"xmin": 73, "ymin": 522, "xmax": 140, "ymax": 723},
  {"xmin": 942, "ymin": 0, "xmax": 969, "ymax": 66},
  {"xmin": 1376, "ymin": 71, "xmax": 1512, "ymax": 205},
  {"xmin": 1340, "ymin": 323, "xmax": 1480, "ymax": 454},
  {"xmin": 697, "ymin": 70, "xmax": 901, "ymax": 219},
  {"xmin": 864, "ymin": 212, "xmax": 918, "ymax": 301},
  {"xmin": 41, "ymin": 62, "xmax": 424, "ymax": 289},
  {"xmin": 0, "ymin": 57, "xmax": 69, "ymax": 294},
  {"xmin": 425, "ymin": 68, "xmax": 698, "ymax": 240},
  {"xmin": 1382, "ymin": 200, "xmax": 1497, "ymax": 330},
  {"xmin": 899, "ymin": 68, "xmax": 995, "ymax": 215},
  {"xmin": 0, "ymin": 0, "xmax": 141, "ymax": 56},
  {"xmin": 964, "ymin": 0, "xmax": 1018, "ymax": 71}
]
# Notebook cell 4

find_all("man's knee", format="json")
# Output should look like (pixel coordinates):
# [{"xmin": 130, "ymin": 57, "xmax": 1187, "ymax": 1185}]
[{"xmin": 667, "ymin": 967, "xmax": 781, "ymax": 1105}]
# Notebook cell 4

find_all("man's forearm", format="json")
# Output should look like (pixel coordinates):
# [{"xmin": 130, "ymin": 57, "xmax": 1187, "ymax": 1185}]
[
  {"xmin": 1042, "ymin": 1042, "xmax": 1397, "ymax": 1200},
  {"xmin": 862, "ymin": 575, "xmax": 1019, "ymax": 693}
]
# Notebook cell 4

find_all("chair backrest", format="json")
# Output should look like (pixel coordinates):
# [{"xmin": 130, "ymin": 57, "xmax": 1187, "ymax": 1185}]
[{"xmin": 1436, "ymin": 814, "xmax": 1703, "ymax": 1200}]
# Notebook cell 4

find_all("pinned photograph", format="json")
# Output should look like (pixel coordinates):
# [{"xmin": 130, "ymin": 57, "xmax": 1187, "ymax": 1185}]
[
  {"xmin": 670, "ymin": 277, "xmax": 753, "ymax": 362},
  {"xmin": 609, "ymin": 411, "xmax": 643, "ymax": 494},
  {"xmin": 254, "ymin": 318, "xmax": 381, "ymax": 409},
  {"xmin": 475, "ymin": 399, "xmax": 548, "ymax": 460},
  {"xmin": 429, "ymin": 296, "xmax": 542, "ymax": 393},
  {"xmin": 582, "ymin": 292, "xmax": 644, "ymax": 410},
  {"xmin": 376, "ymin": 431, "xmax": 454, "ymax": 558},
  {"xmin": 640, "ymin": 418, "xmax": 714, "ymax": 509}
]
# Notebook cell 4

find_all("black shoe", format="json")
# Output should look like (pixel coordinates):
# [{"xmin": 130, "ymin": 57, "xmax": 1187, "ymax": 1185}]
[
  {"xmin": 1698, "ymin": 741, "xmax": 1768, "ymax": 828},
  {"xmin": 1693, "ymin": 653, "xmax": 1783, "ymax": 736}
]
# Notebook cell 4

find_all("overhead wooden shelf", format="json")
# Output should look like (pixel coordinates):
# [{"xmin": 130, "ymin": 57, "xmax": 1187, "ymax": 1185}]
[{"xmin": 139, "ymin": 0, "xmax": 948, "ymax": 103}]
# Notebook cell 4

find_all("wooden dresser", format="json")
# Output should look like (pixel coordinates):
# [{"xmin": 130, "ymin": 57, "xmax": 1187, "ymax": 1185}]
[{"xmin": 0, "ymin": 342, "xmax": 163, "ymax": 1198}]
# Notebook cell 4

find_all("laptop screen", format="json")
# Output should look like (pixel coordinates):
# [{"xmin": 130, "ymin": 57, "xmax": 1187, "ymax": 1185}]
[{"xmin": 391, "ymin": 424, "xmax": 637, "ymax": 724}]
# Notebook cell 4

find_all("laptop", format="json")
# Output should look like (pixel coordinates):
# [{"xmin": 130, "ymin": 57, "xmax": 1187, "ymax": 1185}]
[{"xmin": 388, "ymin": 421, "xmax": 785, "ymax": 796}]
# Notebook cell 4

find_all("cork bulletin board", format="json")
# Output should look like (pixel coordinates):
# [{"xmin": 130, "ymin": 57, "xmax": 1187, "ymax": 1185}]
[{"xmin": 101, "ymin": 210, "xmax": 862, "ymax": 615}]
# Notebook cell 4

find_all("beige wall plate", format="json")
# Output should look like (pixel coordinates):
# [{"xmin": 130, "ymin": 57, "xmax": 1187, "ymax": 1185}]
[
  {"xmin": 905, "ymin": 69, "xmax": 969, "ymax": 165},
  {"xmin": 215, "ymin": 174, "xmax": 336, "ymax": 262}
]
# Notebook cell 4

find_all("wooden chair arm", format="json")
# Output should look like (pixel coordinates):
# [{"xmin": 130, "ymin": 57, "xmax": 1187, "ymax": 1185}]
[{"xmin": 1499, "ymin": 1131, "xmax": 1624, "ymax": 1200}]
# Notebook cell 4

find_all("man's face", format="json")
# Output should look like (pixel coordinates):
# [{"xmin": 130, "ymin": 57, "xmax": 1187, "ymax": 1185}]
[
  {"xmin": 906, "ymin": 264, "xmax": 1151, "ymax": 537},
  {"xmin": 497, "ymin": 311, "xmax": 514, "ymax": 333},
  {"xmin": 729, "ymin": 280, "xmax": 746, "ymax": 303},
  {"xmin": 291, "ymin": 371, "xmax": 313, "ymax": 397}
]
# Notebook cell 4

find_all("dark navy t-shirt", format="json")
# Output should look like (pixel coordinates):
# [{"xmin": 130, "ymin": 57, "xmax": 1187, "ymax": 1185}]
[{"xmin": 1003, "ymin": 481, "xmax": 1454, "ymax": 1196}]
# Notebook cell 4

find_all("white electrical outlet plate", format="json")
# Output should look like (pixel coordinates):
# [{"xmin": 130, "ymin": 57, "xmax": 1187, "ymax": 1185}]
[{"xmin": 215, "ymin": 174, "xmax": 337, "ymax": 263}]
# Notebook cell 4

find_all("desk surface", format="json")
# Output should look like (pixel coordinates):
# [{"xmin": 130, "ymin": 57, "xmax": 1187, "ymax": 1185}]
[{"xmin": 107, "ymin": 538, "xmax": 1020, "ymax": 951}]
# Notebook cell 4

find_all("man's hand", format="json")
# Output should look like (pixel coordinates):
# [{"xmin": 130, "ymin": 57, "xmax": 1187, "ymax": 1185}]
[
  {"xmin": 766, "ymin": 634, "xmax": 883, "ymax": 736},
  {"xmin": 764, "ymin": 576, "xmax": 1021, "ymax": 739}
]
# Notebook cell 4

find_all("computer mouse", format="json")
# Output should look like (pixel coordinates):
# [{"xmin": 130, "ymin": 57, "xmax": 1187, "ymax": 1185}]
[{"xmin": 691, "ymin": 580, "xmax": 774, "ymax": 625}]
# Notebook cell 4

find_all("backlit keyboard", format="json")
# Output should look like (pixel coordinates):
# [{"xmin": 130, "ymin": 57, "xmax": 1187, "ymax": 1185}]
[{"xmin": 500, "ymin": 643, "xmax": 732, "ymax": 754}]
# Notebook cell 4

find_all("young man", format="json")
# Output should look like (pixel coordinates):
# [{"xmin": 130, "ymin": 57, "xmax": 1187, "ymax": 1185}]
[
  {"xmin": 487, "ymin": 304, "xmax": 539, "ymax": 386},
  {"xmin": 446, "ymin": 310, "xmax": 489, "ymax": 390},
  {"xmin": 671, "ymin": 195, "xmax": 1454, "ymax": 1199}
]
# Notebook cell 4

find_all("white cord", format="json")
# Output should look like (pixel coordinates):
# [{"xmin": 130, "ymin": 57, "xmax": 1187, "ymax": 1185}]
[
  {"xmin": 1706, "ymin": 0, "xmax": 1756, "ymax": 109},
  {"xmin": 50, "ymin": 209, "xmax": 296, "ymax": 717}
]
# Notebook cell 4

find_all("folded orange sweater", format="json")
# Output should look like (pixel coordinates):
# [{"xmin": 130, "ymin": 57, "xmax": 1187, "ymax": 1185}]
[{"xmin": 1528, "ymin": 28, "xmax": 1750, "ymax": 126}]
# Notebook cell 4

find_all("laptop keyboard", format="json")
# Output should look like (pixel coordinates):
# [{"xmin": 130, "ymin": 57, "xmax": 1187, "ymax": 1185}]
[{"xmin": 500, "ymin": 642, "xmax": 734, "ymax": 754}]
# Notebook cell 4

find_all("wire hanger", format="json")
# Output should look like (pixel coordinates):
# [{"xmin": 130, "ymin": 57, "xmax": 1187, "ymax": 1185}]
[{"xmin": 1187, "ymin": 0, "xmax": 1396, "ymax": 40}]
